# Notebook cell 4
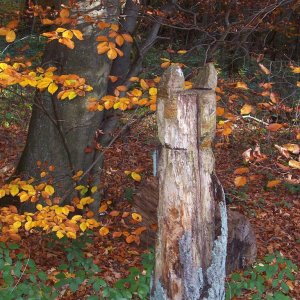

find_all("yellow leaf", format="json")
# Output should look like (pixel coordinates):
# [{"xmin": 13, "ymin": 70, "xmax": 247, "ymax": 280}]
[
  {"xmin": 234, "ymin": 176, "xmax": 247, "ymax": 187},
  {"xmin": 282, "ymin": 144, "xmax": 300, "ymax": 154},
  {"xmin": 66, "ymin": 232, "xmax": 76, "ymax": 239},
  {"xmin": 216, "ymin": 107, "xmax": 225, "ymax": 116},
  {"xmin": 184, "ymin": 81, "xmax": 193, "ymax": 90},
  {"xmin": 45, "ymin": 185, "xmax": 55, "ymax": 196},
  {"xmin": 97, "ymin": 104, "xmax": 104, "ymax": 111},
  {"xmin": 6, "ymin": 30, "xmax": 16, "ymax": 43},
  {"xmin": 10, "ymin": 185, "xmax": 19, "ymax": 196},
  {"xmin": 12, "ymin": 221, "xmax": 22, "ymax": 230},
  {"xmin": 290, "ymin": 66, "xmax": 300, "ymax": 73},
  {"xmin": 149, "ymin": 87, "xmax": 157, "ymax": 96},
  {"xmin": 80, "ymin": 222, "xmax": 87, "ymax": 232},
  {"xmin": 131, "ymin": 172, "xmax": 141, "ymax": 182},
  {"xmin": 132, "ymin": 212, "xmax": 142, "ymax": 222},
  {"xmin": 267, "ymin": 180, "xmax": 281, "ymax": 188},
  {"xmin": 62, "ymin": 30, "xmax": 73, "ymax": 39},
  {"xmin": 288, "ymin": 160, "xmax": 300, "ymax": 170},
  {"xmin": 62, "ymin": 207, "xmax": 69, "ymax": 215},
  {"xmin": 91, "ymin": 186, "xmax": 98, "ymax": 193},
  {"xmin": 72, "ymin": 29, "xmax": 83, "ymax": 40},
  {"xmin": 235, "ymin": 81, "xmax": 248, "ymax": 90},
  {"xmin": 240, "ymin": 104, "xmax": 253, "ymax": 115},
  {"xmin": 48, "ymin": 82, "xmax": 58, "ymax": 94},
  {"xmin": 234, "ymin": 167, "xmax": 249, "ymax": 175},
  {"xmin": 71, "ymin": 215, "xmax": 82, "ymax": 221},
  {"xmin": 0, "ymin": 189, "xmax": 6, "ymax": 198},
  {"xmin": 19, "ymin": 192, "xmax": 29, "ymax": 202},
  {"xmin": 56, "ymin": 231, "xmax": 64, "ymax": 239},
  {"xmin": 36, "ymin": 204, "xmax": 43, "ymax": 211},
  {"xmin": 24, "ymin": 221, "xmax": 32, "ymax": 231},
  {"xmin": 296, "ymin": 81, "xmax": 300, "ymax": 87},
  {"xmin": 99, "ymin": 226, "xmax": 109, "ymax": 236},
  {"xmin": 177, "ymin": 50, "xmax": 187, "ymax": 54}
]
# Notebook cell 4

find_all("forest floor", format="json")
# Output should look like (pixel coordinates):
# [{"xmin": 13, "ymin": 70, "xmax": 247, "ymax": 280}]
[{"xmin": 0, "ymin": 111, "xmax": 299, "ymax": 299}]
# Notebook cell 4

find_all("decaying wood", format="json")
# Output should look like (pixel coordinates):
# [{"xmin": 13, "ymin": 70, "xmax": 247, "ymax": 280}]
[
  {"xmin": 132, "ymin": 177, "xmax": 256, "ymax": 274},
  {"xmin": 151, "ymin": 64, "xmax": 227, "ymax": 300}
]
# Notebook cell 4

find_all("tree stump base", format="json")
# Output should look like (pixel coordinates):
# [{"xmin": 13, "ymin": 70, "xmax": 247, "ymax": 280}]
[{"xmin": 133, "ymin": 178, "xmax": 257, "ymax": 274}]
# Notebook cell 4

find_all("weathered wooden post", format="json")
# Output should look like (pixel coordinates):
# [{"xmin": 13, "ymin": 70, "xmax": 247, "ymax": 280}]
[{"xmin": 151, "ymin": 64, "xmax": 228, "ymax": 300}]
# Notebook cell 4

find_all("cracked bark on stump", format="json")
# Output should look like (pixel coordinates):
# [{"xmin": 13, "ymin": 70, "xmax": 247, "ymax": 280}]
[
  {"xmin": 133, "ymin": 177, "xmax": 257, "ymax": 275},
  {"xmin": 150, "ymin": 64, "xmax": 227, "ymax": 300}
]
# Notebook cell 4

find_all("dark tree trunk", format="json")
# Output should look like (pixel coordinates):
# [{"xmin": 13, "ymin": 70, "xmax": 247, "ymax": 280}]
[{"xmin": 14, "ymin": 0, "xmax": 120, "ymax": 211}]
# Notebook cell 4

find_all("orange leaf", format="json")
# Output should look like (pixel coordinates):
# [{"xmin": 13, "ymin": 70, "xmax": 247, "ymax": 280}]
[
  {"xmin": 267, "ymin": 123, "xmax": 283, "ymax": 132},
  {"xmin": 235, "ymin": 81, "xmax": 248, "ymax": 90},
  {"xmin": 122, "ymin": 33, "xmax": 133, "ymax": 43},
  {"xmin": 140, "ymin": 79, "xmax": 149, "ymax": 90},
  {"xmin": 266, "ymin": 180, "xmax": 281, "ymax": 188},
  {"xmin": 126, "ymin": 235, "xmax": 136, "ymax": 244},
  {"xmin": 122, "ymin": 212, "xmax": 130, "ymax": 218},
  {"xmin": 234, "ymin": 176, "xmax": 247, "ymax": 187},
  {"xmin": 99, "ymin": 226, "xmax": 109, "ymax": 236},
  {"xmin": 234, "ymin": 167, "xmax": 249, "ymax": 175},
  {"xmin": 116, "ymin": 85, "xmax": 127, "ymax": 92},
  {"xmin": 240, "ymin": 104, "xmax": 253, "ymax": 115},
  {"xmin": 58, "ymin": 37, "xmax": 74, "ymax": 49},
  {"xmin": 112, "ymin": 231, "xmax": 122, "ymax": 238},
  {"xmin": 97, "ymin": 42, "xmax": 109, "ymax": 54},
  {"xmin": 222, "ymin": 127, "xmax": 232, "ymax": 136},
  {"xmin": 161, "ymin": 61, "xmax": 171, "ymax": 69},
  {"xmin": 72, "ymin": 29, "xmax": 83, "ymax": 40},
  {"xmin": 109, "ymin": 210, "xmax": 120, "ymax": 217},
  {"xmin": 110, "ymin": 24, "xmax": 119, "ymax": 31},
  {"xmin": 60, "ymin": 9, "xmax": 70, "ymax": 18},
  {"xmin": 99, "ymin": 203, "xmax": 108, "ymax": 213},
  {"xmin": 216, "ymin": 107, "xmax": 225, "ymax": 116},
  {"xmin": 108, "ymin": 75, "xmax": 118, "ymax": 82},
  {"xmin": 107, "ymin": 48, "xmax": 118, "ymax": 60},
  {"xmin": 115, "ymin": 35, "xmax": 124, "ymax": 46},
  {"xmin": 133, "ymin": 226, "xmax": 146, "ymax": 235}
]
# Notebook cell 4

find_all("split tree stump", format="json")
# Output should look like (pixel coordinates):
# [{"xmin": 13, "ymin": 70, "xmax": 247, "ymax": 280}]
[
  {"xmin": 133, "ymin": 178, "xmax": 257, "ymax": 275},
  {"xmin": 151, "ymin": 64, "xmax": 228, "ymax": 300}
]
